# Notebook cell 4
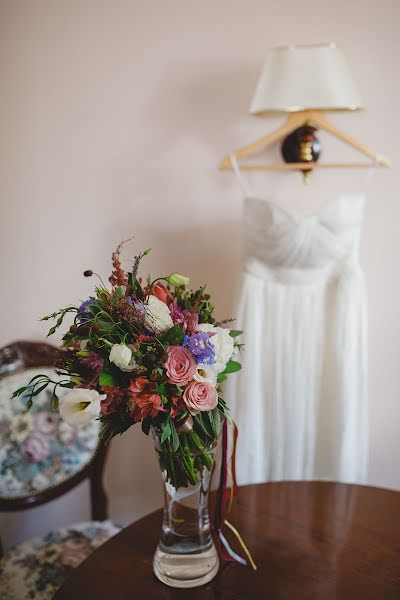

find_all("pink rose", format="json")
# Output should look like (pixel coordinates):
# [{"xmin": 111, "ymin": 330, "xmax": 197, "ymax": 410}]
[
  {"xmin": 183, "ymin": 381, "xmax": 218, "ymax": 412},
  {"xmin": 165, "ymin": 346, "xmax": 197, "ymax": 386}
]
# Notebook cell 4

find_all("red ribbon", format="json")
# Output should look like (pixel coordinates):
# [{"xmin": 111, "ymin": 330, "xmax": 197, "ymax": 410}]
[{"xmin": 212, "ymin": 418, "xmax": 241, "ymax": 564}]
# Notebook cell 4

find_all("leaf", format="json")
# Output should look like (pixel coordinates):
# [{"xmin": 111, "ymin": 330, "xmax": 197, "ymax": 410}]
[
  {"xmin": 26, "ymin": 399, "xmax": 33, "ymax": 411},
  {"xmin": 160, "ymin": 324, "xmax": 184, "ymax": 346},
  {"xmin": 30, "ymin": 383, "xmax": 50, "ymax": 397},
  {"xmin": 99, "ymin": 371, "xmax": 117, "ymax": 387},
  {"xmin": 221, "ymin": 360, "xmax": 241, "ymax": 375},
  {"xmin": 88, "ymin": 304, "xmax": 102, "ymax": 316},
  {"xmin": 161, "ymin": 418, "xmax": 172, "ymax": 444},
  {"xmin": 229, "ymin": 330, "xmax": 243, "ymax": 338},
  {"xmin": 11, "ymin": 386, "xmax": 28, "ymax": 398},
  {"xmin": 153, "ymin": 383, "xmax": 167, "ymax": 395},
  {"xmin": 217, "ymin": 373, "xmax": 228, "ymax": 384},
  {"xmin": 170, "ymin": 420, "xmax": 180, "ymax": 453},
  {"xmin": 208, "ymin": 407, "xmax": 221, "ymax": 437},
  {"xmin": 51, "ymin": 392, "xmax": 59, "ymax": 410},
  {"xmin": 111, "ymin": 286, "xmax": 127, "ymax": 304},
  {"xmin": 197, "ymin": 412, "xmax": 213, "ymax": 439},
  {"xmin": 128, "ymin": 273, "xmax": 143, "ymax": 299}
]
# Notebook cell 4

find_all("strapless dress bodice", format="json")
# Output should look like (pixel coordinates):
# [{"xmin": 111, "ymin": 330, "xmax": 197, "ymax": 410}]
[{"xmin": 243, "ymin": 194, "xmax": 365, "ymax": 285}]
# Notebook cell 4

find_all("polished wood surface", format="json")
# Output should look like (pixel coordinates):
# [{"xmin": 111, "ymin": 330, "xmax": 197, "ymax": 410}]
[{"xmin": 54, "ymin": 481, "xmax": 400, "ymax": 599}]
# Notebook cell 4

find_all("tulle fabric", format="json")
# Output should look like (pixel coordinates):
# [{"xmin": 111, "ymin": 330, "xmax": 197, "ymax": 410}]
[{"xmin": 227, "ymin": 194, "xmax": 368, "ymax": 485}]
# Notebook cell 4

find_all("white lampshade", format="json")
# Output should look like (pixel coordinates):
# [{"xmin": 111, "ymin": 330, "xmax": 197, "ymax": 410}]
[{"xmin": 250, "ymin": 43, "xmax": 363, "ymax": 114}]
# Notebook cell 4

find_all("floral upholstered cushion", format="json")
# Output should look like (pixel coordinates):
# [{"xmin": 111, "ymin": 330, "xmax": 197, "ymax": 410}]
[
  {"xmin": 0, "ymin": 368, "xmax": 101, "ymax": 498},
  {"xmin": 0, "ymin": 520, "xmax": 121, "ymax": 599}
]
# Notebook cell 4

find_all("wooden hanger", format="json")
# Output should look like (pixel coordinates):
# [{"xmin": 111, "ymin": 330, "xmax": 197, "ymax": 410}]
[{"xmin": 219, "ymin": 110, "xmax": 391, "ymax": 171}]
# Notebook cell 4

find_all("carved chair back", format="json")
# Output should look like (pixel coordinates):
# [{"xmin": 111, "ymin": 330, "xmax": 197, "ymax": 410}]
[{"xmin": 0, "ymin": 341, "xmax": 109, "ymax": 556}]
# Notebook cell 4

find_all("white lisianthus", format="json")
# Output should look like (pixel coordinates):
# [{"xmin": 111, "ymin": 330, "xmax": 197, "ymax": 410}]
[
  {"xmin": 165, "ymin": 273, "xmax": 190, "ymax": 287},
  {"xmin": 59, "ymin": 389, "xmax": 105, "ymax": 426},
  {"xmin": 145, "ymin": 295, "xmax": 174, "ymax": 334},
  {"xmin": 197, "ymin": 324, "xmax": 234, "ymax": 374},
  {"xmin": 193, "ymin": 364, "xmax": 217, "ymax": 386},
  {"xmin": 109, "ymin": 343, "xmax": 132, "ymax": 369}
]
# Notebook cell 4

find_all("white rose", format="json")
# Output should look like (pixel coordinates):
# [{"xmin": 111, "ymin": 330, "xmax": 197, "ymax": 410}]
[
  {"xmin": 59, "ymin": 389, "xmax": 105, "ymax": 426},
  {"xmin": 193, "ymin": 364, "xmax": 217, "ymax": 386},
  {"xmin": 145, "ymin": 295, "xmax": 173, "ymax": 334},
  {"xmin": 109, "ymin": 343, "xmax": 132, "ymax": 369},
  {"xmin": 119, "ymin": 344, "xmax": 138, "ymax": 372},
  {"xmin": 197, "ymin": 324, "xmax": 234, "ymax": 374}
]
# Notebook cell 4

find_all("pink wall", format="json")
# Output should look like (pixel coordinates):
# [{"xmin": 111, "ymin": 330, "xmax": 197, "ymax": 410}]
[{"xmin": 1, "ymin": 0, "xmax": 399, "ymax": 549}]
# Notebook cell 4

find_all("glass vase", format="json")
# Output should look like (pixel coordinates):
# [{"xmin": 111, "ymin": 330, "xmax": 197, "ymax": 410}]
[{"xmin": 151, "ymin": 423, "xmax": 220, "ymax": 588}]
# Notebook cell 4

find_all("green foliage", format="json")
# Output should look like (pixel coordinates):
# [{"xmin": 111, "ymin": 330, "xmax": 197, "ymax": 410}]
[
  {"xmin": 170, "ymin": 419, "xmax": 180, "ymax": 453},
  {"xmin": 229, "ymin": 329, "xmax": 243, "ymax": 338},
  {"xmin": 111, "ymin": 285, "xmax": 126, "ymax": 304},
  {"xmin": 41, "ymin": 306, "xmax": 78, "ymax": 337},
  {"xmin": 221, "ymin": 360, "xmax": 242, "ymax": 375},
  {"xmin": 208, "ymin": 406, "xmax": 221, "ymax": 437},
  {"xmin": 98, "ymin": 371, "xmax": 117, "ymax": 387},
  {"xmin": 10, "ymin": 244, "xmax": 242, "ymax": 472},
  {"xmin": 161, "ymin": 418, "xmax": 172, "ymax": 443},
  {"xmin": 128, "ymin": 272, "xmax": 143, "ymax": 299},
  {"xmin": 160, "ymin": 324, "xmax": 184, "ymax": 346},
  {"xmin": 217, "ymin": 373, "xmax": 228, "ymax": 384},
  {"xmin": 11, "ymin": 374, "xmax": 74, "ymax": 412}
]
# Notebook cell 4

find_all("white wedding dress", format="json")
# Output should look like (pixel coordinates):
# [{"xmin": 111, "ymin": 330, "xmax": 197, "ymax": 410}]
[{"xmin": 227, "ymin": 157, "xmax": 369, "ymax": 485}]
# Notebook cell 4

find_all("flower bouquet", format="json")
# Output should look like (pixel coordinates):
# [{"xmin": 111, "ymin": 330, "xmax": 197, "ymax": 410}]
[{"xmin": 12, "ymin": 242, "xmax": 245, "ymax": 588}]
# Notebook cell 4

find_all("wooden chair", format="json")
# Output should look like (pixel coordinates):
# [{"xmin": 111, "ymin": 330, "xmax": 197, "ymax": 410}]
[{"xmin": 0, "ymin": 341, "xmax": 121, "ymax": 599}]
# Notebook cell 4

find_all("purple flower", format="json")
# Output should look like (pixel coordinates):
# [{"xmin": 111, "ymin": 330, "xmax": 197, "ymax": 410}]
[
  {"xmin": 169, "ymin": 299, "xmax": 199, "ymax": 334},
  {"xmin": 77, "ymin": 298, "xmax": 95, "ymax": 323},
  {"xmin": 133, "ymin": 300, "xmax": 146, "ymax": 315},
  {"xmin": 170, "ymin": 298, "xmax": 186, "ymax": 325},
  {"xmin": 81, "ymin": 352, "xmax": 104, "ymax": 373},
  {"xmin": 21, "ymin": 434, "xmax": 50, "ymax": 463},
  {"xmin": 183, "ymin": 332, "xmax": 215, "ymax": 365}
]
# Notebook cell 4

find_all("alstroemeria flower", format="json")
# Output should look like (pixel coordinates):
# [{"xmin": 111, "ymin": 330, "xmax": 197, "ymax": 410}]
[
  {"xmin": 130, "ymin": 377, "xmax": 165, "ymax": 420},
  {"xmin": 59, "ymin": 389, "xmax": 105, "ymax": 425}
]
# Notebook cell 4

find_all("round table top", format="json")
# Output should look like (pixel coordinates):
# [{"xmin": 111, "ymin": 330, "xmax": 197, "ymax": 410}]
[{"xmin": 54, "ymin": 481, "xmax": 400, "ymax": 600}]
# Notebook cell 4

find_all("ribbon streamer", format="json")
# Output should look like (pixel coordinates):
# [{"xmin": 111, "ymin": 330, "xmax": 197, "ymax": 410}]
[{"xmin": 212, "ymin": 417, "xmax": 257, "ymax": 571}]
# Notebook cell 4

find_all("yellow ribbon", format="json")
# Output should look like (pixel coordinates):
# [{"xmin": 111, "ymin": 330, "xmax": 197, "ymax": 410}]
[{"xmin": 224, "ymin": 519, "xmax": 257, "ymax": 572}]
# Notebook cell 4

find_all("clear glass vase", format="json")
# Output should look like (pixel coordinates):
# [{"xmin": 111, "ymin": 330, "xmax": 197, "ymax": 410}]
[{"xmin": 152, "ymin": 424, "xmax": 220, "ymax": 588}]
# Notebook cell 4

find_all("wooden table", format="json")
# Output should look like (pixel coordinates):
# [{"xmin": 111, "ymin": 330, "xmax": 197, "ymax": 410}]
[{"xmin": 54, "ymin": 482, "xmax": 400, "ymax": 599}]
